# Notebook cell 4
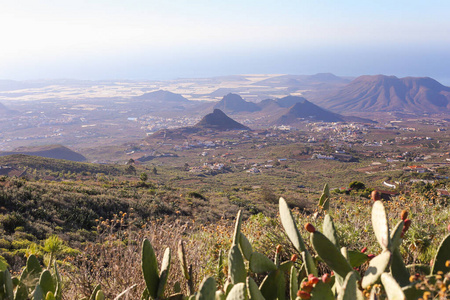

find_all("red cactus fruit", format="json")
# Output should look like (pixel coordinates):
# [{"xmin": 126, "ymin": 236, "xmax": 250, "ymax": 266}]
[
  {"xmin": 304, "ymin": 223, "xmax": 316, "ymax": 233},
  {"xmin": 368, "ymin": 254, "xmax": 375, "ymax": 260},
  {"xmin": 400, "ymin": 210, "xmax": 408, "ymax": 221},
  {"xmin": 371, "ymin": 190, "xmax": 381, "ymax": 201},
  {"xmin": 403, "ymin": 219, "xmax": 412, "ymax": 231},
  {"xmin": 308, "ymin": 274, "xmax": 319, "ymax": 285},
  {"xmin": 322, "ymin": 273, "xmax": 331, "ymax": 283},
  {"xmin": 447, "ymin": 224, "xmax": 450, "ymax": 232},
  {"xmin": 300, "ymin": 281, "xmax": 313, "ymax": 293},
  {"xmin": 361, "ymin": 247, "xmax": 367, "ymax": 253},
  {"xmin": 276, "ymin": 245, "xmax": 282, "ymax": 254},
  {"xmin": 297, "ymin": 290, "xmax": 311, "ymax": 299},
  {"xmin": 291, "ymin": 254, "xmax": 298, "ymax": 262}
]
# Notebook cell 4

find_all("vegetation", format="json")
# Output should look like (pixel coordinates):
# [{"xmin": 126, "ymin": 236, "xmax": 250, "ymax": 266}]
[{"xmin": 1, "ymin": 191, "xmax": 450, "ymax": 299}]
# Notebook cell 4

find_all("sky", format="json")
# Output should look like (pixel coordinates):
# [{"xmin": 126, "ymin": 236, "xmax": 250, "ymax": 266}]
[{"xmin": 1, "ymin": 0, "xmax": 450, "ymax": 84}]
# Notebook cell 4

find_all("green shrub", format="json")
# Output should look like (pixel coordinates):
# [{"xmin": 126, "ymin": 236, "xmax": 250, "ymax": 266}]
[{"xmin": 1, "ymin": 212, "xmax": 26, "ymax": 234}]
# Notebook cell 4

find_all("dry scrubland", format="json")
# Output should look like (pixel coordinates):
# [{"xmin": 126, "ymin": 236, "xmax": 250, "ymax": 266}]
[{"xmin": 1, "ymin": 170, "xmax": 449, "ymax": 298}]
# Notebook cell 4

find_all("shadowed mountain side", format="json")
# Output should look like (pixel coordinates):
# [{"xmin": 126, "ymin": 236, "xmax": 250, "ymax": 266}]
[
  {"xmin": 0, "ymin": 102, "xmax": 18, "ymax": 115},
  {"xmin": 0, "ymin": 145, "xmax": 87, "ymax": 162},
  {"xmin": 315, "ymin": 75, "xmax": 450, "ymax": 113},
  {"xmin": 195, "ymin": 109, "xmax": 250, "ymax": 130},
  {"xmin": 214, "ymin": 93, "xmax": 260, "ymax": 112},
  {"xmin": 274, "ymin": 100, "xmax": 344, "ymax": 124}
]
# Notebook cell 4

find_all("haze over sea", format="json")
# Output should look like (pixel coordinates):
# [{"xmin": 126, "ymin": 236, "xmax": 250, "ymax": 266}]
[{"xmin": 1, "ymin": 0, "xmax": 449, "ymax": 85}]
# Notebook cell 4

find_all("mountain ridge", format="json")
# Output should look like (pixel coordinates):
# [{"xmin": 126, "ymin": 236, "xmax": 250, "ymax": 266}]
[{"xmin": 314, "ymin": 75, "xmax": 450, "ymax": 113}]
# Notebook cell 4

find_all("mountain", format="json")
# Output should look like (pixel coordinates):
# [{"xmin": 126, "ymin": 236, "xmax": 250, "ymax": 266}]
[
  {"xmin": 275, "ymin": 96, "xmax": 310, "ymax": 108},
  {"xmin": 134, "ymin": 90, "xmax": 189, "ymax": 103},
  {"xmin": 195, "ymin": 109, "xmax": 250, "ymax": 130},
  {"xmin": 252, "ymin": 73, "xmax": 350, "ymax": 89},
  {"xmin": 214, "ymin": 93, "xmax": 260, "ymax": 112},
  {"xmin": 275, "ymin": 99, "xmax": 344, "ymax": 124},
  {"xmin": 315, "ymin": 75, "xmax": 450, "ymax": 113},
  {"xmin": 0, "ymin": 145, "xmax": 87, "ymax": 162}
]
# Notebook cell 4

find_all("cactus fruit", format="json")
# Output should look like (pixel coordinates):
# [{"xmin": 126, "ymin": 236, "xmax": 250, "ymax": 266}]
[
  {"xmin": 400, "ymin": 210, "xmax": 408, "ymax": 221},
  {"xmin": 304, "ymin": 223, "xmax": 315, "ymax": 233},
  {"xmin": 371, "ymin": 191, "xmax": 381, "ymax": 201},
  {"xmin": 297, "ymin": 290, "xmax": 311, "ymax": 299}
]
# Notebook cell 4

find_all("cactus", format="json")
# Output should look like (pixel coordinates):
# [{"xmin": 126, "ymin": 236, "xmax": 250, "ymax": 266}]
[
  {"xmin": 39, "ymin": 270, "xmax": 55, "ymax": 297},
  {"xmin": 228, "ymin": 245, "xmax": 246, "ymax": 284},
  {"xmin": 289, "ymin": 265, "xmax": 298, "ymax": 300},
  {"xmin": 347, "ymin": 250, "xmax": 369, "ymax": 268},
  {"xmin": 246, "ymin": 277, "xmax": 264, "ymax": 300},
  {"xmin": 361, "ymin": 250, "xmax": 391, "ymax": 289},
  {"xmin": 178, "ymin": 240, "xmax": 194, "ymax": 295},
  {"xmin": 157, "ymin": 248, "xmax": 171, "ymax": 298},
  {"xmin": 196, "ymin": 277, "xmax": 216, "ymax": 300},
  {"xmin": 226, "ymin": 283, "xmax": 247, "ymax": 300},
  {"xmin": 337, "ymin": 272, "xmax": 363, "ymax": 300},
  {"xmin": 430, "ymin": 233, "xmax": 450, "ymax": 274},
  {"xmin": 249, "ymin": 252, "xmax": 277, "ymax": 273},
  {"xmin": 279, "ymin": 197, "xmax": 307, "ymax": 252},
  {"xmin": 310, "ymin": 281, "xmax": 334, "ymax": 300},
  {"xmin": 318, "ymin": 183, "xmax": 330, "ymax": 211},
  {"xmin": 3, "ymin": 269, "xmax": 14, "ymax": 300},
  {"xmin": 142, "ymin": 239, "xmax": 160, "ymax": 299},
  {"xmin": 259, "ymin": 269, "xmax": 284, "ymax": 300},
  {"xmin": 380, "ymin": 273, "xmax": 405, "ymax": 300},
  {"xmin": 310, "ymin": 230, "xmax": 353, "ymax": 279},
  {"xmin": 390, "ymin": 220, "xmax": 404, "ymax": 251},
  {"xmin": 371, "ymin": 201, "xmax": 390, "ymax": 250},
  {"xmin": 95, "ymin": 290, "xmax": 105, "ymax": 300},
  {"xmin": 34, "ymin": 284, "xmax": 44, "ymax": 300},
  {"xmin": 239, "ymin": 234, "xmax": 253, "ymax": 261},
  {"xmin": 89, "ymin": 284, "xmax": 102, "ymax": 300},
  {"xmin": 232, "ymin": 210, "xmax": 243, "ymax": 247},
  {"xmin": 390, "ymin": 248, "xmax": 410, "ymax": 287},
  {"xmin": 322, "ymin": 214, "xmax": 339, "ymax": 248}
]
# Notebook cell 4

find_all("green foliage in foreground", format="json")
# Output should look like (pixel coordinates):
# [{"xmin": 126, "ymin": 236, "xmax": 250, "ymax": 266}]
[{"xmin": 1, "ymin": 190, "xmax": 450, "ymax": 299}]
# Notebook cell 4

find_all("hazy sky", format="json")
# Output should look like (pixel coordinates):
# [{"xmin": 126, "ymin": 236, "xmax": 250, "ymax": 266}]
[{"xmin": 1, "ymin": 0, "xmax": 450, "ymax": 84}]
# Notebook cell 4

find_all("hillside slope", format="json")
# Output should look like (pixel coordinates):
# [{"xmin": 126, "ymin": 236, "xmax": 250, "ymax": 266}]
[{"xmin": 315, "ymin": 75, "xmax": 450, "ymax": 113}]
